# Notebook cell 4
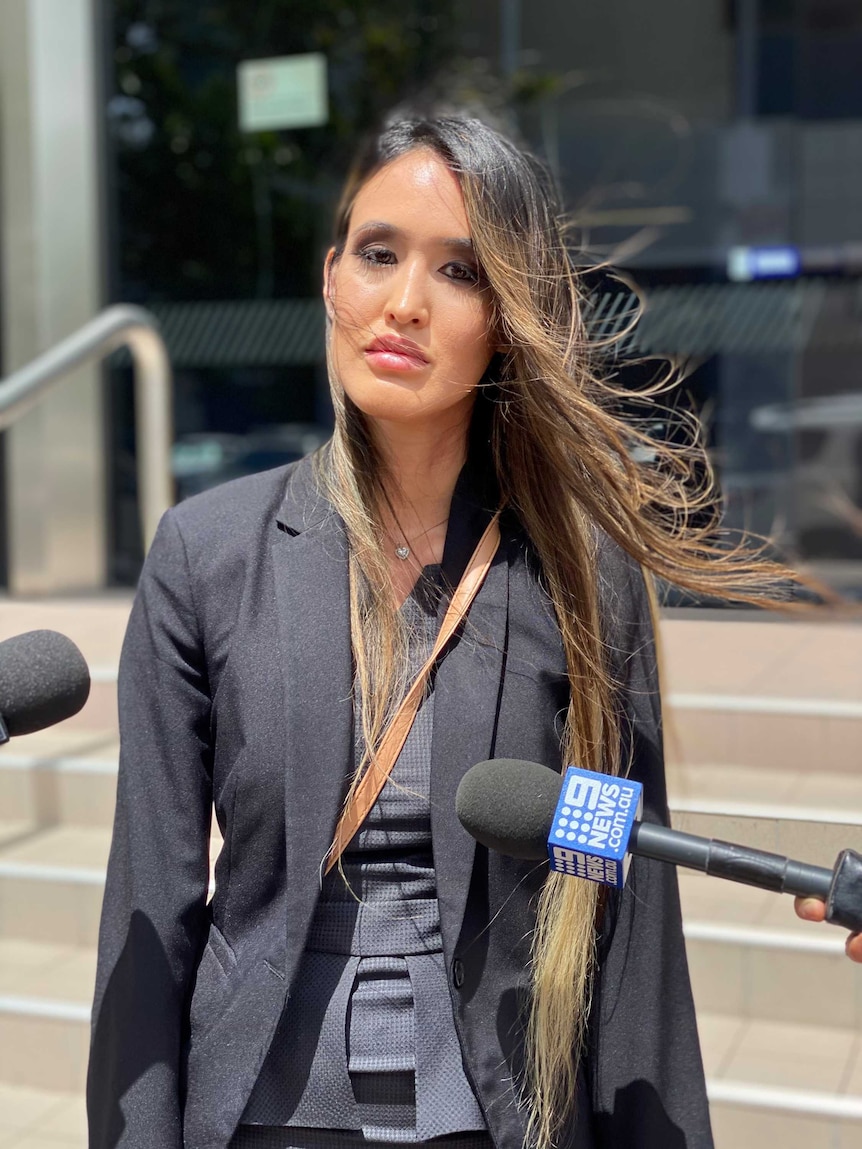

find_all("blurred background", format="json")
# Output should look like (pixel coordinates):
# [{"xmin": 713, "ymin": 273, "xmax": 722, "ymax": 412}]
[
  {"xmin": 1, "ymin": 0, "xmax": 862, "ymax": 594},
  {"xmin": 0, "ymin": 4, "xmax": 861, "ymax": 1149}
]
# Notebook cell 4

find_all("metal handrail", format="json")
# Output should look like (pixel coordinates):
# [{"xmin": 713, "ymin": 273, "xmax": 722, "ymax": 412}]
[{"xmin": 0, "ymin": 304, "xmax": 173, "ymax": 550}]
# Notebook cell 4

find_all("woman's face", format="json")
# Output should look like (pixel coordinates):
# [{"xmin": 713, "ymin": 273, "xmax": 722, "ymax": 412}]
[{"xmin": 324, "ymin": 149, "xmax": 495, "ymax": 434}]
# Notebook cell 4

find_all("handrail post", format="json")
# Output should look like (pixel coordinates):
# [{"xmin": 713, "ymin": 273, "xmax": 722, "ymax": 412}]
[
  {"xmin": 125, "ymin": 325, "xmax": 174, "ymax": 549},
  {"xmin": 0, "ymin": 304, "xmax": 174, "ymax": 557}
]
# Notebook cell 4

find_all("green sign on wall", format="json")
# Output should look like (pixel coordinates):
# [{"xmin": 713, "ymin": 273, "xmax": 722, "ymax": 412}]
[{"xmin": 238, "ymin": 52, "xmax": 328, "ymax": 132}]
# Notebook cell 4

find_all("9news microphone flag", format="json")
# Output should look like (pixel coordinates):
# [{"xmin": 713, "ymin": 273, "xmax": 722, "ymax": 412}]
[
  {"xmin": 548, "ymin": 767, "xmax": 643, "ymax": 888},
  {"xmin": 455, "ymin": 757, "xmax": 862, "ymax": 932}
]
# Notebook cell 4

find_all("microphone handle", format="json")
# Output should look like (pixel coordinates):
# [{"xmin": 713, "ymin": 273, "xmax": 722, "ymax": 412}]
[{"xmin": 628, "ymin": 821, "xmax": 833, "ymax": 899}]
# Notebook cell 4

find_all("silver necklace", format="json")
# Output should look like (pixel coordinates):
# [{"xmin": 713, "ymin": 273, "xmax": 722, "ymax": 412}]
[{"xmin": 393, "ymin": 516, "xmax": 449, "ymax": 561}]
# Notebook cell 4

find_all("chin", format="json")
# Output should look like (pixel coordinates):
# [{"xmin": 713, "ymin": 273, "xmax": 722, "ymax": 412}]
[
  {"xmin": 341, "ymin": 373, "xmax": 475, "ymax": 429},
  {"xmin": 350, "ymin": 393, "xmax": 443, "ymax": 426}
]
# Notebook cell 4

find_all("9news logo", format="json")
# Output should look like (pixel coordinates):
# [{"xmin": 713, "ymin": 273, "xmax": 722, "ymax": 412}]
[{"xmin": 547, "ymin": 766, "xmax": 644, "ymax": 889}]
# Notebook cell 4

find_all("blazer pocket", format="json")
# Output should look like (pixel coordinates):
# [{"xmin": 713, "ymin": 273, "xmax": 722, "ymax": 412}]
[{"xmin": 189, "ymin": 922, "xmax": 238, "ymax": 1042}]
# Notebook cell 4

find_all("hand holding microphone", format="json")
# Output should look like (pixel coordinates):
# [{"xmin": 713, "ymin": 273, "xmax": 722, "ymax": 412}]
[
  {"xmin": 796, "ymin": 895, "xmax": 862, "ymax": 961},
  {"xmin": 456, "ymin": 758, "xmax": 862, "ymax": 940}
]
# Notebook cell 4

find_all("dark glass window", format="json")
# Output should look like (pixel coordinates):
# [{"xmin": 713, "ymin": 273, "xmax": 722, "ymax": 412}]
[
  {"xmin": 101, "ymin": 1, "xmax": 862, "ymax": 592},
  {"xmin": 104, "ymin": 0, "xmax": 465, "ymax": 581}
]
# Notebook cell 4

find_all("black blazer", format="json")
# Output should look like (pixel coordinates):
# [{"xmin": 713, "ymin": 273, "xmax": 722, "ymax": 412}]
[{"xmin": 87, "ymin": 453, "xmax": 713, "ymax": 1149}]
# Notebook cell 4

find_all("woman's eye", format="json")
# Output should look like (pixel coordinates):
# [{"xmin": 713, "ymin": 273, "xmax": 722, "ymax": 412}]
[
  {"xmin": 444, "ymin": 262, "xmax": 480, "ymax": 285},
  {"xmin": 356, "ymin": 245, "xmax": 395, "ymax": 267}
]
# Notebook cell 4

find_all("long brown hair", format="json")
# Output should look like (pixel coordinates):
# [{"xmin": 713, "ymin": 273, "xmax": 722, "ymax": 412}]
[{"xmin": 318, "ymin": 115, "xmax": 819, "ymax": 1148}]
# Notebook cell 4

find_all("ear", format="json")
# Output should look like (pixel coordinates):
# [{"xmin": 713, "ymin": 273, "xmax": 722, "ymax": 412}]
[{"xmin": 322, "ymin": 247, "xmax": 337, "ymax": 320}]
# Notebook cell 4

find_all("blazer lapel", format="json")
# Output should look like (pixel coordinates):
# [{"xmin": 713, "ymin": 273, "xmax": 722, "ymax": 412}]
[
  {"xmin": 430, "ymin": 485, "xmax": 511, "ymax": 961},
  {"xmin": 272, "ymin": 459, "xmax": 353, "ymax": 984}
]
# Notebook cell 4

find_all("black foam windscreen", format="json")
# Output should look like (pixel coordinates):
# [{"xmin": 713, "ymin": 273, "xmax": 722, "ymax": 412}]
[
  {"xmin": 455, "ymin": 758, "xmax": 562, "ymax": 860},
  {"xmin": 0, "ymin": 629, "xmax": 91, "ymax": 737}
]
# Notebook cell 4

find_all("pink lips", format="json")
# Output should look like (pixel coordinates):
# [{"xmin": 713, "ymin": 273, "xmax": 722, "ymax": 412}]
[{"xmin": 364, "ymin": 335, "xmax": 429, "ymax": 372}]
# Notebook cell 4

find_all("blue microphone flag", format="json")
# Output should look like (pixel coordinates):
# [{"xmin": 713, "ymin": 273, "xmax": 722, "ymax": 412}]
[{"xmin": 547, "ymin": 766, "xmax": 644, "ymax": 888}]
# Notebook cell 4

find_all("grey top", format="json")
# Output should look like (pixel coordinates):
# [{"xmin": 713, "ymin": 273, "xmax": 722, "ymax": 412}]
[{"xmin": 240, "ymin": 569, "xmax": 487, "ymax": 1143}]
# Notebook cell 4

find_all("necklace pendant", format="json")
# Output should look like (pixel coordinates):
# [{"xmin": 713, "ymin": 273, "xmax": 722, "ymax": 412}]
[{"xmin": 395, "ymin": 545, "xmax": 410, "ymax": 561}]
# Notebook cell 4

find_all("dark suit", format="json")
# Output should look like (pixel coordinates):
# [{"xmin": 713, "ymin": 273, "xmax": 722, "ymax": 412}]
[{"xmin": 87, "ymin": 452, "xmax": 713, "ymax": 1149}]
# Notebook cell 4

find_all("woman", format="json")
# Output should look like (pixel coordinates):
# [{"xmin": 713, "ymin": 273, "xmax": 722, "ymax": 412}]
[{"xmin": 87, "ymin": 115, "xmax": 853, "ymax": 1149}]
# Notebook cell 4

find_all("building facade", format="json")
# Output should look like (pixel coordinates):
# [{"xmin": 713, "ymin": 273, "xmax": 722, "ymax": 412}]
[{"xmin": 1, "ymin": 0, "xmax": 861, "ymax": 593}]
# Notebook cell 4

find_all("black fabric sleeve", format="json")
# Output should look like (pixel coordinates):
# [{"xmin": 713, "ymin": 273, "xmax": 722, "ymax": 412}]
[
  {"xmin": 87, "ymin": 510, "xmax": 214, "ymax": 1148},
  {"xmin": 587, "ymin": 549, "xmax": 714, "ymax": 1148}
]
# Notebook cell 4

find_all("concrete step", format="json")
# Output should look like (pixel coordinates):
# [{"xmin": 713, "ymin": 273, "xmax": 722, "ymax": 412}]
[
  {"xmin": 667, "ymin": 695, "xmax": 862, "ymax": 776},
  {"xmin": 0, "ymin": 732, "xmax": 119, "ymax": 830},
  {"xmin": 668, "ymin": 760, "xmax": 862, "ymax": 867},
  {"xmin": 0, "ymin": 596, "xmax": 131, "ymax": 665},
  {"xmin": 680, "ymin": 871, "xmax": 862, "ymax": 1031},
  {"xmin": 0, "ymin": 1082, "xmax": 86, "ymax": 1147},
  {"xmin": 0, "ymin": 825, "xmax": 109, "ymax": 948},
  {"xmin": 701, "ymin": 1013, "xmax": 862, "ymax": 1149},
  {"xmin": 681, "ymin": 870, "xmax": 862, "ymax": 1142},
  {"xmin": 0, "ymin": 941, "xmax": 92, "ymax": 1094},
  {"xmin": 661, "ymin": 615, "xmax": 862, "ymax": 707},
  {"xmin": 662, "ymin": 614, "xmax": 862, "ymax": 776},
  {"xmin": 0, "ymin": 821, "xmax": 220, "ymax": 949}
]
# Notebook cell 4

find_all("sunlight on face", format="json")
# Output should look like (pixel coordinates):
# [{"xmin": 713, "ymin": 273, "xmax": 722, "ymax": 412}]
[{"xmin": 325, "ymin": 149, "xmax": 494, "ymax": 436}]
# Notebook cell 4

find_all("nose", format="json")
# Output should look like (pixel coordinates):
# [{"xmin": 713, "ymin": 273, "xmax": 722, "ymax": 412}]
[{"xmin": 385, "ymin": 260, "xmax": 429, "ymax": 328}]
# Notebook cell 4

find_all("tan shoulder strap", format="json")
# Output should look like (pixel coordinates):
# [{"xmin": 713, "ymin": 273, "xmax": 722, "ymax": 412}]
[{"xmin": 324, "ymin": 512, "xmax": 502, "ymax": 876}]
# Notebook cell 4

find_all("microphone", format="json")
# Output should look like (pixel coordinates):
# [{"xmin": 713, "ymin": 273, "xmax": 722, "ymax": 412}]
[
  {"xmin": 0, "ymin": 629, "xmax": 91, "ymax": 741},
  {"xmin": 456, "ymin": 758, "xmax": 862, "ymax": 933}
]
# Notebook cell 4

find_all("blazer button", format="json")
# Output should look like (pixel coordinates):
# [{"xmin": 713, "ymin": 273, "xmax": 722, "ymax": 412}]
[{"xmin": 452, "ymin": 958, "xmax": 465, "ymax": 989}]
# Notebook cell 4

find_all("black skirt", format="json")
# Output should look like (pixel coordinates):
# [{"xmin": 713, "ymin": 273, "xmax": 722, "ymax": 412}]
[{"xmin": 230, "ymin": 1129, "xmax": 495, "ymax": 1149}]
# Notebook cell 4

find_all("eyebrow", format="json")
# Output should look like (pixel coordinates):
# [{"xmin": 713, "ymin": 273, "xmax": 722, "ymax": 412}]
[{"xmin": 352, "ymin": 220, "xmax": 475, "ymax": 255}]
